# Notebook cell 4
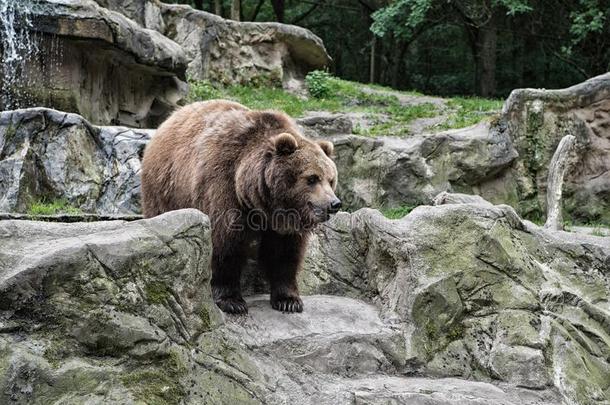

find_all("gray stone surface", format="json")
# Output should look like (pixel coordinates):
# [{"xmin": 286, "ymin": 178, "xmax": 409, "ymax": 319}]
[
  {"xmin": 5, "ymin": 200, "xmax": 603, "ymax": 403},
  {"xmin": 0, "ymin": 108, "xmax": 151, "ymax": 214},
  {"xmin": 3, "ymin": 0, "xmax": 188, "ymax": 127},
  {"xmin": 158, "ymin": 2, "xmax": 331, "ymax": 90},
  {"xmin": 296, "ymin": 195, "xmax": 610, "ymax": 404},
  {"xmin": 329, "ymin": 121, "xmax": 519, "ymax": 210},
  {"xmin": 93, "ymin": 0, "xmax": 331, "ymax": 90},
  {"xmin": 297, "ymin": 112, "xmax": 354, "ymax": 137},
  {"xmin": 502, "ymin": 72, "xmax": 610, "ymax": 224}
]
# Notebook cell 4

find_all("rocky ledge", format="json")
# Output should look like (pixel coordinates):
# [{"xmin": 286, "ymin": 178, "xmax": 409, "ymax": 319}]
[
  {"xmin": 5, "ymin": 0, "xmax": 188, "ymax": 127},
  {"xmin": 1, "ymin": 195, "xmax": 608, "ymax": 404},
  {"xmin": 0, "ymin": 108, "xmax": 151, "ymax": 214}
]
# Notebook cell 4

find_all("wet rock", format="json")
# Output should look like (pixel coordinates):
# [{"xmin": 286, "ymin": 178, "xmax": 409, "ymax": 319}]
[{"xmin": 2, "ymin": 0, "xmax": 187, "ymax": 127}]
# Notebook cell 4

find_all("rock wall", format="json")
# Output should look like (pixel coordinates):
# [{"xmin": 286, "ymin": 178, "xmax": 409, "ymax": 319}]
[
  {"xmin": 1, "ymin": 0, "xmax": 188, "ymax": 128},
  {"xmin": 0, "ymin": 108, "xmax": 150, "ymax": 214},
  {"xmin": 0, "ymin": 0, "xmax": 329, "ymax": 127},
  {"xmin": 1, "ymin": 198, "xmax": 608, "ymax": 404},
  {"xmin": 305, "ymin": 120, "xmax": 520, "ymax": 210},
  {"xmin": 502, "ymin": 73, "xmax": 610, "ymax": 224},
  {"xmin": 302, "ymin": 197, "xmax": 610, "ymax": 404},
  {"xmin": 95, "ymin": 0, "xmax": 331, "ymax": 90}
]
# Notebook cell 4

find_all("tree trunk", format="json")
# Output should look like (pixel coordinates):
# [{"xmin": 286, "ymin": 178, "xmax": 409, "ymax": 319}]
[
  {"xmin": 473, "ymin": 14, "xmax": 497, "ymax": 97},
  {"xmin": 544, "ymin": 135, "xmax": 577, "ymax": 230},
  {"xmin": 230, "ymin": 0, "xmax": 240, "ymax": 21},
  {"xmin": 193, "ymin": 0, "xmax": 203, "ymax": 10},
  {"xmin": 369, "ymin": 35, "xmax": 377, "ymax": 84},
  {"xmin": 271, "ymin": 0, "xmax": 285, "ymax": 23},
  {"xmin": 391, "ymin": 41, "xmax": 409, "ymax": 88},
  {"xmin": 214, "ymin": 0, "xmax": 222, "ymax": 16}
]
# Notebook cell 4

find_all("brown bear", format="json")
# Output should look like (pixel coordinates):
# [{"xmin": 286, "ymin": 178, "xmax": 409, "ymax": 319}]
[{"xmin": 141, "ymin": 100, "xmax": 340, "ymax": 314}]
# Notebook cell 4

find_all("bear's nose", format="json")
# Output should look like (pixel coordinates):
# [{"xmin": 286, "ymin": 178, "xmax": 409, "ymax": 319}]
[{"xmin": 329, "ymin": 198, "xmax": 342, "ymax": 214}]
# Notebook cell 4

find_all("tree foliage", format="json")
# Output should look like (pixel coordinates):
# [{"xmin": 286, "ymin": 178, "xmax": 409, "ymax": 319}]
[{"xmin": 164, "ymin": 0, "xmax": 610, "ymax": 97}]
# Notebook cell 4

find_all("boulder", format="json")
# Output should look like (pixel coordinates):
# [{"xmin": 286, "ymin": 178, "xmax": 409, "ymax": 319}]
[
  {"xmin": 1, "ymin": 0, "xmax": 188, "ymax": 127},
  {"xmin": 329, "ymin": 121, "xmax": 519, "ymax": 210},
  {"xmin": 93, "ymin": 0, "xmax": 331, "ymax": 89},
  {"xmin": 297, "ymin": 112, "xmax": 354, "ymax": 137},
  {"xmin": 0, "ymin": 108, "xmax": 151, "ymax": 214},
  {"xmin": 158, "ymin": 3, "xmax": 331, "ymax": 90},
  {"xmin": 297, "ymin": 194, "xmax": 610, "ymax": 404},
  {"xmin": 0, "ymin": 207, "xmax": 565, "ymax": 404},
  {"xmin": 502, "ymin": 73, "xmax": 610, "ymax": 224}
]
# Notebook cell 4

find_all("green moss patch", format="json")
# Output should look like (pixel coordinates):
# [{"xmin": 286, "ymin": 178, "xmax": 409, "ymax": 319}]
[
  {"xmin": 27, "ymin": 199, "xmax": 81, "ymax": 216},
  {"xmin": 145, "ymin": 282, "xmax": 170, "ymax": 304}
]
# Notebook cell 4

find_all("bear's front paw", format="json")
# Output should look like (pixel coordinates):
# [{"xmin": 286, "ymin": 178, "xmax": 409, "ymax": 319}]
[
  {"xmin": 271, "ymin": 295, "xmax": 303, "ymax": 313},
  {"xmin": 215, "ymin": 296, "xmax": 248, "ymax": 314}
]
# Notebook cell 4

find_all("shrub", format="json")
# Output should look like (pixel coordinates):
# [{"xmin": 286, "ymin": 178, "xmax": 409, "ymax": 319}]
[
  {"xmin": 187, "ymin": 80, "xmax": 219, "ymax": 102},
  {"xmin": 305, "ymin": 70, "xmax": 333, "ymax": 99}
]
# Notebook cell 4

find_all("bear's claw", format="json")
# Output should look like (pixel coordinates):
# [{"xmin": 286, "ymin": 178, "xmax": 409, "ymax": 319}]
[
  {"xmin": 271, "ymin": 296, "xmax": 303, "ymax": 313},
  {"xmin": 215, "ymin": 296, "xmax": 248, "ymax": 314}
]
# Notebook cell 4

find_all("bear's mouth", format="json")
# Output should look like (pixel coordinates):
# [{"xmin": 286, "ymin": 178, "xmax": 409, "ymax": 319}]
[{"xmin": 308, "ymin": 202, "xmax": 331, "ymax": 223}]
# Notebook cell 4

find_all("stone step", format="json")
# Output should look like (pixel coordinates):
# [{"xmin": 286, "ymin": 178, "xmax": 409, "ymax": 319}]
[
  {"xmin": 225, "ymin": 295, "xmax": 406, "ymax": 376},
  {"xmin": 223, "ymin": 295, "xmax": 563, "ymax": 405}
]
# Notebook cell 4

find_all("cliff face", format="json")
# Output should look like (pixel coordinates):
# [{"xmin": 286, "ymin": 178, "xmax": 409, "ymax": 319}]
[
  {"xmin": 0, "ymin": 0, "xmax": 330, "ymax": 127},
  {"xmin": 1, "ymin": 197, "xmax": 609, "ymax": 404}
]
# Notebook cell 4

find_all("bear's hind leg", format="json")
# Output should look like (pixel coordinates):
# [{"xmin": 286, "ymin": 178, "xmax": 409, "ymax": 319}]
[
  {"xmin": 210, "ymin": 226, "xmax": 248, "ymax": 314},
  {"xmin": 259, "ymin": 231, "xmax": 307, "ymax": 313}
]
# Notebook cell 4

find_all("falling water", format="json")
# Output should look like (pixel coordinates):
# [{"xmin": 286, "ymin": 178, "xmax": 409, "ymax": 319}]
[{"xmin": 0, "ymin": 0, "xmax": 39, "ymax": 110}]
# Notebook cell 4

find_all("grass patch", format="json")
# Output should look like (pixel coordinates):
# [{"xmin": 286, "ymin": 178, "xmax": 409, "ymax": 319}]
[
  {"xmin": 381, "ymin": 205, "xmax": 416, "ymax": 219},
  {"xmin": 188, "ymin": 80, "xmax": 341, "ymax": 116},
  {"xmin": 366, "ymin": 103, "xmax": 438, "ymax": 136},
  {"xmin": 590, "ymin": 227, "xmax": 606, "ymax": 237},
  {"xmin": 437, "ymin": 97, "xmax": 504, "ymax": 130},
  {"xmin": 27, "ymin": 199, "xmax": 81, "ymax": 216},
  {"xmin": 187, "ymin": 78, "xmax": 434, "ymax": 135},
  {"xmin": 188, "ymin": 78, "xmax": 500, "ymax": 136}
]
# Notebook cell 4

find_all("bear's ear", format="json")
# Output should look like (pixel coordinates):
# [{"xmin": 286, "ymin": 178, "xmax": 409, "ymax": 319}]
[
  {"xmin": 272, "ymin": 133, "xmax": 298, "ymax": 155},
  {"xmin": 318, "ymin": 140, "xmax": 334, "ymax": 157}
]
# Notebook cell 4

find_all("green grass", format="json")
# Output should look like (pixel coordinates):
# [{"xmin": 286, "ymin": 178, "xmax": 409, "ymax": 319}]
[
  {"xmin": 381, "ymin": 205, "xmax": 416, "ymax": 219},
  {"xmin": 366, "ymin": 103, "xmax": 438, "ymax": 136},
  {"xmin": 27, "ymin": 199, "xmax": 81, "ymax": 216},
  {"xmin": 188, "ymin": 80, "xmax": 342, "ymax": 116},
  {"xmin": 437, "ymin": 97, "xmax": 504, "ymax": 130},
  {"xmin": 590, "ymin": 227, "xmax": 606, "ymax": 237},
  {"xmin": 188, "ymin": 78, "xmax": 501, "ymax": 136}
]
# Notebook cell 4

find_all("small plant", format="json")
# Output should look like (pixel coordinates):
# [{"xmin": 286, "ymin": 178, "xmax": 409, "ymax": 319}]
[
  {"xmin": 381, "ymin": 205, "xmax": 416, "ymax": 219},
  {"xmin": 438, "ymin": 97, "xmax": 504, "ymax": 130},
  {"xmin": 305, "ymin": 70, "xmax": 334, "ymax": 99},
  {"xmin": 27, "ymin": 199, "xmax": 81, "ymax": 216},
  {"xmin": 187, "ymin": 80, "xmax": 220, "ymax": 102},
  {"xmin": 591, "ymin": 227, "xmax": 605, "ymax": 237}
]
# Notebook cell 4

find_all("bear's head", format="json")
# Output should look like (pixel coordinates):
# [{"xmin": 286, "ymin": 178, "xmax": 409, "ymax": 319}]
[{"xmin": 237, "ymin": 131, "xmax": 340, "ymax": 233}]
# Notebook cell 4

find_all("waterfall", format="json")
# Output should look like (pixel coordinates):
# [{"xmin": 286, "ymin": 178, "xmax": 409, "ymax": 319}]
[{"xmin": 0, "ymin": 0, "xmax": 39, "ymax": 110}]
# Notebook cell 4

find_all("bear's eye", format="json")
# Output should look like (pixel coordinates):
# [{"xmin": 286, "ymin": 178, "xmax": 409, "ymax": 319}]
[{"xmin": 307, "ymin": 175, "xmax": 320, "ymax": 185}]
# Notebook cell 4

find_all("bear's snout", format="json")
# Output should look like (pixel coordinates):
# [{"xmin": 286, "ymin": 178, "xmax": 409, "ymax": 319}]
[{"xmin": 329, "ymin": 198, "xmax": 342, "ymax": 214}]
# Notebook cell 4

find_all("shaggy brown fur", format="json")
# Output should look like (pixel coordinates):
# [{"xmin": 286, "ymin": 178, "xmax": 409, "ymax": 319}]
[{"xmin": 141, "ymin": 100, "xmax": 340, "ymax": 314}]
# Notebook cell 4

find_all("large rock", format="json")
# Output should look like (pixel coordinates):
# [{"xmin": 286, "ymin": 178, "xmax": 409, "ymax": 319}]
[
  {"xmin": 160, "ymin": 3, "xmax": 331, "ymax": 90},
  {"xmin": 94, "ymin": 0, "xmax": 331, "ymax": 90},
  {"xmin": 0, "ymin": 0, "xmax": 187, "ymax": 127},
  {"xmin": 0, "ymin": 209, "xmax": 224, "ymax": 404},
  {"xmin": 2, "ymin": 198, "xmax": 608, "ymax": 403},
  {"xmin": 0, "ymin": 108, "xmax": 151, "ymax": 214},
  {"xmin": 328, "ymin": 121, "xmax": 519, "ymax": 210},
  {"xmin": 298, "ymin": 196, "xmax": 610, "ymax": 404},
  {"xmin": 502, "ymin": 73, "xmax": 610, "ymax": 224}
]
